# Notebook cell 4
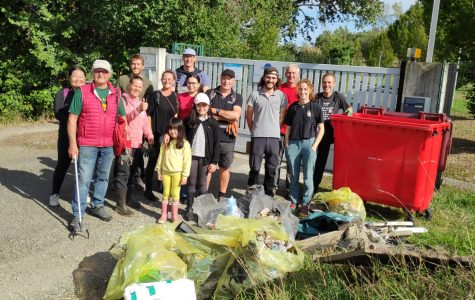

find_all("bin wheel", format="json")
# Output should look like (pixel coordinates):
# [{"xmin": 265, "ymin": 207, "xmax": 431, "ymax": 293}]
[
  {"xmin": 404, "ymin": 209, "xmax": 415, "ymax": 222},
  {"xmin": 435, "ymin": 172, "xmax": 443, "ymax": 190},
  {"xmin": 423, "ymin": 208, "xmax": 433, "ymax": 221}
]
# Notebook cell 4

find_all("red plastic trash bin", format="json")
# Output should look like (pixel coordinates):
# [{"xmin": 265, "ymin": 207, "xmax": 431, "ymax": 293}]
[{"xmin": 331, "ymin": 110, "xmax": 451, "ymax": 217}]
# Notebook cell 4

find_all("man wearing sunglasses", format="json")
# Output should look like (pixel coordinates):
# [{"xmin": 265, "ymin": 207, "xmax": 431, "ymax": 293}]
[{"xmin": 67, "ymin": 60, "xmax": 126, "ymax": 232}]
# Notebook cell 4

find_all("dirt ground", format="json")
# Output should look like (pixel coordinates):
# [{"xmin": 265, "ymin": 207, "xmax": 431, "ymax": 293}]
[{"xmin": 0, "ymin": 121, "xmax": 257, "ymax": 300}]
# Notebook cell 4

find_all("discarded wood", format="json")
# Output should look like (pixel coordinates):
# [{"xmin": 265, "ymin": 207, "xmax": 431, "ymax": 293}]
[
  {"xmin": 313, "ymin": 244, "xmax": 475, "ymax": 269},
  {"xmin": 296, "ymin": 230, "xmax": 345, "ymax": 252}
]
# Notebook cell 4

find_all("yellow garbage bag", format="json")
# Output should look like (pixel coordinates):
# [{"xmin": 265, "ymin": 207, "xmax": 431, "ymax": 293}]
[{"xmin": 312, "ymin": 187, "xmax": 366, "ymax": 221}]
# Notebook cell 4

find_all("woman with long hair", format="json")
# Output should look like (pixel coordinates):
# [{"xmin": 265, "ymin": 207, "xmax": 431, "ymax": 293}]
[
  {"xmin": 144, "ymin": 70, "xmax": 179, "ymax": 201},
  {"xmin": 284, "ymin": 79, "xmax": 324, "ymax": 216}
]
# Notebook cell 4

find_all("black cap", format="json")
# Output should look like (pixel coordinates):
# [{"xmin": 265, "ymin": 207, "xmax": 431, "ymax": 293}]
[
  {"xmin": 264, "ymin": 66, "xmax": 279, "ymax": 76},
  {"xmin": 221, "ymin": 69, "xmax": 235, "ymax": 78}
]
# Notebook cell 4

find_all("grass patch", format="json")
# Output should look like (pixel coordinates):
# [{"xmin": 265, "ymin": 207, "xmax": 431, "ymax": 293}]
[
  {"xmin": 236, "ymin": 184, "xmax": 475, "ymax": 299},
  {"xmin": 238, "ymin": 256, "xmax": 475, "ymax": 299},
  {"xmin": 407, "ymin": 185, "xmax": 475, "ymax": 256}
]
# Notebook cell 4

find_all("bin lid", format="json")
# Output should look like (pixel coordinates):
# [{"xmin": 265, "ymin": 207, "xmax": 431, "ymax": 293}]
[{"xmin": 331, "ymin": 113, "xmax": 450, "ymax": 132}]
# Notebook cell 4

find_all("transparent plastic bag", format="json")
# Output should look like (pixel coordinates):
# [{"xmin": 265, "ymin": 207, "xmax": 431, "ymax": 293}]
[{"xmin": 104, "ymin": 216, "xmax": 304, "ymax": 300}]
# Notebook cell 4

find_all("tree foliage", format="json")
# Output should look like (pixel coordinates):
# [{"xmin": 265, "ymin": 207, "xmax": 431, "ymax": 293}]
[
  {"xmin": 420, "ymin": 0, "xmax": 475, "ymax": 62},
  {"xmin": 0, "ymin": 0, "xmax": 384, "ymax": 119},
  {"xmin": 387, "ymin": 3, "xmax": 427, "ymax": 61}
]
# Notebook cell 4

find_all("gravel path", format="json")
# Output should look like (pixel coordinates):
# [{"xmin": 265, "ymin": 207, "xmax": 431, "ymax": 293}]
[{"xmin": 0, "ymin": 122, "xmax": 251, "ymax": 299}]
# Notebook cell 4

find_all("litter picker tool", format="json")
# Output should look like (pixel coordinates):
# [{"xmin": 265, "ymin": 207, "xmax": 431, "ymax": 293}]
[{"xmin": 69, "ymin": 155, "xmax": 89, "ymax": 239}]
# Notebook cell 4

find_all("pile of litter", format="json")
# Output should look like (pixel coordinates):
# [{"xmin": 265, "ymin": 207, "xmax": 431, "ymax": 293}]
[{"xmin": 104, "ymin": 188, "xmax": 303, "ymax": 300}]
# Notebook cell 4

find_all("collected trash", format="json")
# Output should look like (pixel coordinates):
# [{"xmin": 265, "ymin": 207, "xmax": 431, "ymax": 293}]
[
  {"xmin": 104, "ymin": 215, "xmax": 304, "ymax": 300},
  {"xmin": 311, "ymin": 187, "xmax": 366, "ymax": 221},
  {"xmin": 193, "ymin": 188, "xmax": 299, "ymax": 240},
  {"xmin": 297, "ymin": 211, "xmax": 361, "ymax": 239}
]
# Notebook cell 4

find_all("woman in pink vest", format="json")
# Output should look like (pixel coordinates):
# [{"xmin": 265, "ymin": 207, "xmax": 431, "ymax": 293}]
[{"xmin": 114, "ymin": 76, "xmax": 154, "ymax": 215}]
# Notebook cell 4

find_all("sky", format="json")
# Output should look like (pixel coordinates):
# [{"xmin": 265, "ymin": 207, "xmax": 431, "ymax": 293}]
[{"xmin": 294, "ymin": 0, "xmax": 417, "ymax": 46}]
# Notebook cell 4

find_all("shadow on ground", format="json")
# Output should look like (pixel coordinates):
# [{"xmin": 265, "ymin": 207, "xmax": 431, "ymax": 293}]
[{"xmin": 73, "ymin": 252, "xmax": 116, "ymax": 300}]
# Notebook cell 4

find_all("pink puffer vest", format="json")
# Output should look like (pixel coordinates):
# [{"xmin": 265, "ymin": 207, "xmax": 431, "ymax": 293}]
[{"xmin": 77, "ymin": 82, "xmax": 119, "ymax": 147}]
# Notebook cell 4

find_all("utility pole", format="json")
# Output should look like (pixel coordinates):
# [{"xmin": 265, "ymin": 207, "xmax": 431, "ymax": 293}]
[{"xmin": 426, "ymin": 0, "xmax": 440, "ymax": 63}]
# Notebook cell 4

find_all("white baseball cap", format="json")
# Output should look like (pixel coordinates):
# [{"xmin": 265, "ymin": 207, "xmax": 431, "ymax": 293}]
[
  {"xmin": 194, "ymin": 93, "xmax": 210, "ymax": 105},
  {"xmin": 92, "ymin": 59, "xmax": 112, "ymax": 73}
]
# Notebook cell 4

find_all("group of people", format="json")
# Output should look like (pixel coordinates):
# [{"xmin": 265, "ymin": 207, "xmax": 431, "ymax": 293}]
[{"xmin": 50, "ymin": 49, "xmax": 351, "ymax": 232}]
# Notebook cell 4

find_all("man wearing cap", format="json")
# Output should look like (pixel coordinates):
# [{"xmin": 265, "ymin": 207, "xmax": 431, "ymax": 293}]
[
  {"xmin": 207, "ymin": 69, "xmax": 244, "ymax": 201},
  {"xmin": 275, "ymin": 64, "xmax": 300, "ymax": 195},
  {"xmin": 246, "ymin": 67, "xmax": 287, "ymax": 197},
  {"xmin": 67, "ymin": 59, "xmax": 126, "ymax": 231},
  {"xmin": 175, "ymin": 48, "xmax": 211, "ymax": 93}
]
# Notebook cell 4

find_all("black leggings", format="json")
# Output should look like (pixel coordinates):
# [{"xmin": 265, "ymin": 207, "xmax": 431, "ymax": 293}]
[
  {"xmin": 187, "ymin": 157, "xmax": 208, "ymax": 195},
  {"xmin": 51, "ymin": 133, "xmax": 71, "ymax": 195}
]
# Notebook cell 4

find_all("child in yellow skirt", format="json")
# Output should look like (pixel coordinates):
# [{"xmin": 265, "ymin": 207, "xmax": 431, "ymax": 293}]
[{"xmin": 156, "ymin": 118, "xmax": 191, "ymax": 223}]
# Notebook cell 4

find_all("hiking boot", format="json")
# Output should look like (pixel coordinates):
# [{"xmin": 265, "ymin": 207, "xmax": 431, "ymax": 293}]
[
  {"xmin": 49, "ymin": 194, "xmax": 59, "ymax": 207},
  {"xmin": 90, "ymin": 206, "xmax": 112, "ymax": 221},
  {"xmin": 70, "ymin": 217, "xmax": 87, "ymax": 233},
  {"xmin": 115, "ymin": 189, "xmax": 133, "ymax": 216},
  {"xmin": 144, "ymin": 189, "xmax": 158, "ymax": 202}
]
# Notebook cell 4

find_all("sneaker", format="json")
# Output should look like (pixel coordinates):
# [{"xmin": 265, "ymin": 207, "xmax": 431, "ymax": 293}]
[
  {"xmin": 70, "ymin": 217, "xmax": 86, "ymax": 232},
  {"xmin": 49, "ymin": 194, "xmax": 59, "ymax": 207},
  {"xmin": 86, "ymin": 194, "xmax": 91, "ymax": 204},
  {"xmin": 89, "ymin": 206, "xmax": 112, "ymax": 221}
]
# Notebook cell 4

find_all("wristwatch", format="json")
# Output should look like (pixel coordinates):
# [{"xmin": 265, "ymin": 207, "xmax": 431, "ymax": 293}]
[{"xmin": 216, "ymin": 108, "xmax": 221, "ymax": 115}]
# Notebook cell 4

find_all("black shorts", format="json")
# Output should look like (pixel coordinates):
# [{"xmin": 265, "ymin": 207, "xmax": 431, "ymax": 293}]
[{"xmin": 218, "ymin": 142, "xmax": 235, "ymax": 169}]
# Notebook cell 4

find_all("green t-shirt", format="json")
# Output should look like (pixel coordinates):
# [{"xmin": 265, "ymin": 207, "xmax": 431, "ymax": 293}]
[{"xmin": 68, "ymin": 87, "xmax": 125, "ymax": 116}]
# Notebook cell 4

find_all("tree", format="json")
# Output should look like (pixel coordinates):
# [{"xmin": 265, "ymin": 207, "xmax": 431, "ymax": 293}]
[
  {"xmin": 0, "ymin": 0, "xmax": 386, "ymax": 119},
  {"xmin": 387, "ymin": 3, "xmax": 428, "ymax": 61},
  {"xmin": 366, "ymin": 31, "xmax": 396, "ymax": 67},
  {"xmin": 312, "ymin": 27, "xmax": 363, "ymax": 65},
  {"xmin": 420, "ymin": 0, "xmax": 475, "ymax": 62}
]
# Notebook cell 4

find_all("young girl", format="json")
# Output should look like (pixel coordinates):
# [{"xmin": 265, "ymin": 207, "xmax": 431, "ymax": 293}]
[
  {"xmin": 156, "ymin": 118, "xmax": 191, "ymax": 223},
  {"xmin": 184, "ymin": 93, "xmax": 220, "ymax": 221}
]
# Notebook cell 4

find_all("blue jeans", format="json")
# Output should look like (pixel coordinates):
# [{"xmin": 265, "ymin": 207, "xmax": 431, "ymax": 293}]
[
  {"xmin": 286, "ymin": 138, "xmax": 317, "ymax": 205},
  {"xmin": 72, "ymin": 146, "xmax": 114, "ymax": 217}
]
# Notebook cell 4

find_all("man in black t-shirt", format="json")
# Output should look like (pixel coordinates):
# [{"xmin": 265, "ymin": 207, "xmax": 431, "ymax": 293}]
[
  {"xmin": 207, "ymin": 69, "xmax": 243, "ymax": 201},
  {"xmin": 314, "ymin": 73, "xmax": 352, "ymax": 191}
]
